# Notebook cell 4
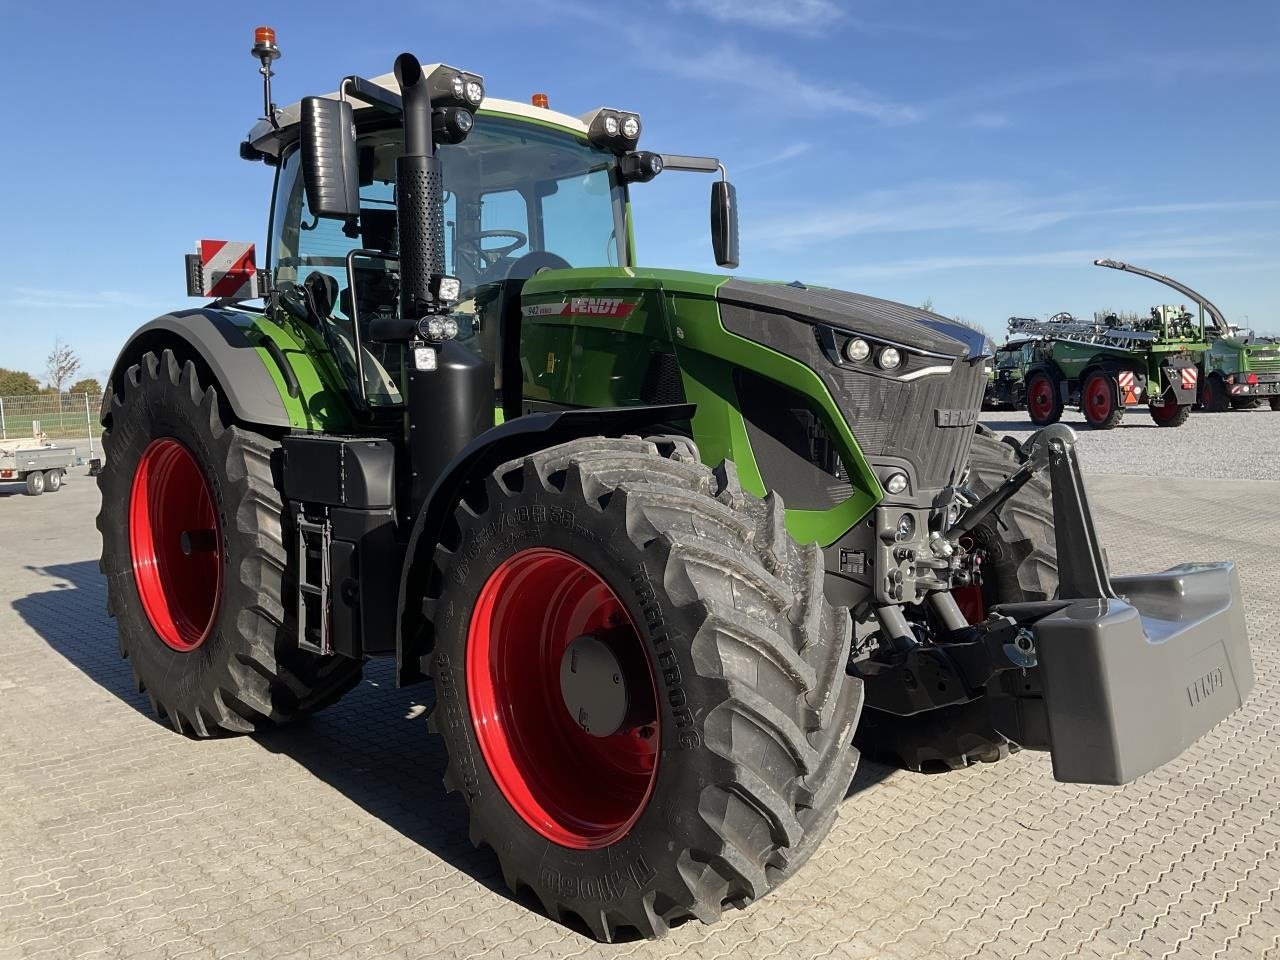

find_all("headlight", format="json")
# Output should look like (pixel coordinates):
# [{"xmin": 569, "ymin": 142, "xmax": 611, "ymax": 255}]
[
  {"xmin": 584, "ymin": 107, "xmax": 644, "ymax": 153},
  {"xmin": 877, "ymin": 346, "xmax": 902, "ymax": 370},
  {"xmin": 844, "ymin": 338, "xmax": 871, "ymax": 362},
  {"xmin": 621, "ymin": 115, "xmax": 640, "ymax": 139},
  {"xmin": 442, "ymin": 318, "xmax": 459, "ymax": 339},
  {"xmin": 464, "ymin": 80, "xmax": 484, "ymax": 105},
  {"xmin": 450, "ymin": 75, "xmax": 465, "ymax": 100},
  {"xmin": 885, "ymin": 472, "xmax": 908, "ymax": 495},
  {"xmin": 895, "ymin": 513, "xmax": 916, "ymax": 540},
  {"xmin": 425, "ymin": 318, "xmax": 446, "ymax": 340},
  {"xmin": 604, "ymin": 115, "xmax": 620, "ymax": 137}
]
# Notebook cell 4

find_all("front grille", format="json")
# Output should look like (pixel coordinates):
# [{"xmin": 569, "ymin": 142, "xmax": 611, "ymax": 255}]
[
  {"xmin": 722, "ymin": 302, "xmax": 986, "ymax": 492},
  {"xmin": 1250, "ymin": 355, "xmax": 1280, "ymax": 374}
]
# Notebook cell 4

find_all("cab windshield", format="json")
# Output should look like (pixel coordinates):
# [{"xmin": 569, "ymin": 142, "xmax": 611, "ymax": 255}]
[{"xmin": 270, "ymin": 114, "xmax": 628, "ymax": 405}]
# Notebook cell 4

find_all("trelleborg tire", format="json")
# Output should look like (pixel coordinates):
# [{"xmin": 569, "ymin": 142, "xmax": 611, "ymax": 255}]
[
  {"xmin": 424, "ymin": 436, "xmax": 863, "ymax": 940},
  {"xmin": 855, "ymin": 427, "xmax": 1057, "ymax": 772},
  {"xmin": 97, "ymin": 349, "xmax": 362, "ymax": 736}
]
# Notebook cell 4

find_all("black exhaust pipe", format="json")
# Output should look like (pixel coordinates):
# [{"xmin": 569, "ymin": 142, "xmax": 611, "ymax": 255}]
[
  {"xmin": 394, "ymin": 53, "xmax": 493, "ymax": 514},
  {"xmin": 394, "ymin": 53, "xmax": 444, "ymax": 317}
]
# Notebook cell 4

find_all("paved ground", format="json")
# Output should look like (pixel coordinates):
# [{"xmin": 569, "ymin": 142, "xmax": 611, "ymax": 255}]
[
  {"xmin": 1, "ymin": 432, "xmax": 1278, "ymax": 959},
  {"xmin": 981, "ymin": 404, "xmax": 1280, "ymax": 481}
]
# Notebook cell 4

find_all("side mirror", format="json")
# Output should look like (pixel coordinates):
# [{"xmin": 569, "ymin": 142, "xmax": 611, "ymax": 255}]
[
  {"xmin": 300, "ymin": 96, "xmax": 360, "ymax": 227},
  {"xmin": 711, "ymin": 180, "xmax": 739, "ymax": 269}
]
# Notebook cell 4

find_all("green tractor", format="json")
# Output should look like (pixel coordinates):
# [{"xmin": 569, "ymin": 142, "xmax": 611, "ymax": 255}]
[
  {"xmin": 1014, "ymin": 296, "xmax": 1207, "ymax": 429},
  {"xmin": 96, "ymin": 32, "xmax": 1253, "ymax": 940},
  {"xmin": 1094, "ymin": 258, "xmax": 1280, "ymax": 413},
  {"xmin": 983, "ymin": 337, "xmax": 1036, "ymax": 410}
]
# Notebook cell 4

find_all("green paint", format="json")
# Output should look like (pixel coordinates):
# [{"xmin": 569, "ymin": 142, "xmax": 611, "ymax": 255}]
[
  {"xmin": 519, "ymin": 267, "xmax": 883, "ymax": 546},
  {"xmin": 224, "ymin": 307, "xmax": 357, "ymax": 431}
]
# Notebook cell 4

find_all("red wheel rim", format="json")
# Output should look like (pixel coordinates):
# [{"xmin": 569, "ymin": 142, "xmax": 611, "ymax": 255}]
[
  {"xmin": 129, "ymin": 439, "xmax": 222, "ymax": 651},
  {"xmin": 1027, "ymin": 377, "xmax": 1054, "ymax": 422},
  {"xmin": 1151, "ymin": 399, "xmax": 1181, "ymax": 424},
  {"xmin": 466, "ymin": 548, "xmax": 659, "ymax": 850},
  {"xmin": 1084, "ymin": 375, "xmax": 1113, "ymax": 423}
]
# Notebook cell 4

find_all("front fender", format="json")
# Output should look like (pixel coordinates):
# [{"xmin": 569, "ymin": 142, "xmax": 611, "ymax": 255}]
[
  {"xmin": 105, "ymin": 308, "xmax": 354, "ymax": 432},
  {"xmin": 395, "ymin": 403, "xmax": 694, "ymax": 686}
]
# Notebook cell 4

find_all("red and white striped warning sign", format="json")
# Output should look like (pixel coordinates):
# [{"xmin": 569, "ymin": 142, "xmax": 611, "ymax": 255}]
[
  {"xmin": 1179, "ymin": 366, "xmax": 1198, "ymax": 390},
  {"xmin": 1117, "ymin": 370, "xmax": 1138, "ymax": 404},
  {"xmin": 192, "ymin": 240, "xmax": 258, "ymax": 299}
]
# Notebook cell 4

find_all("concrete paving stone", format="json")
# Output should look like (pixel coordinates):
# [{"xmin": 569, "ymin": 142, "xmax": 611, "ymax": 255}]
[{"xmin": 4, "ymin": 422, "xmax": 1280, "ymax": 959}]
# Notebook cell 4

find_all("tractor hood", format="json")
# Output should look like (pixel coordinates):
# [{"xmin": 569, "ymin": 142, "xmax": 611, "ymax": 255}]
[{"xmin": 717, "ymin": 279, "xmax": 989, "ymax": 360}]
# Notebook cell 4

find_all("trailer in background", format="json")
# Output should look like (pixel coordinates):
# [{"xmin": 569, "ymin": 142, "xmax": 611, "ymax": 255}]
[{"xmin": 0, "ymin": 439, "xmax": 81, "ymax": 495}]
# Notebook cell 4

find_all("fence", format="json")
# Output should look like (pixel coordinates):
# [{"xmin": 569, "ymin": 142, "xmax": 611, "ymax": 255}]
[{"xmin": 0, "ymin": 393, "xmax": 101, "ymax": 458}]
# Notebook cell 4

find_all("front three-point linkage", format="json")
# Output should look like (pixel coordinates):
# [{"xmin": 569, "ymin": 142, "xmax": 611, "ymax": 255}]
[{"xmin": 856, "ymin": 424, "xmax": 1112, "ymax": 717}]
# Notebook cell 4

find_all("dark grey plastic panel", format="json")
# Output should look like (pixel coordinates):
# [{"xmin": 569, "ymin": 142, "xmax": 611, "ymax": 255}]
[
  {"xmin": 1036, "ymin": 562, "xmax": 1252, "ymax": 785},
  {"xmin": 107, "ymin": 310, "xmax": 293, "ymax": 428}
]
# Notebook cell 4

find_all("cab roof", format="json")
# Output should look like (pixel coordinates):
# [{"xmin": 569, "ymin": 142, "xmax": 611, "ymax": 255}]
[{"xmin": 246, "ymin": 66, "xmax": 590, "ymax": 159}]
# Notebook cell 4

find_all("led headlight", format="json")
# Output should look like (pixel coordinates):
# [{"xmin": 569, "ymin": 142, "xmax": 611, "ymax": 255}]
[
  {"xmin": 895, "ymin": 513, "xmax": 916, "ymax": 540},
  {"xmin": 877, "ymin": 346, "xmax": 902, "ymax": 370},
  {"xmin": 426, "ymin": 64, "xmax": 485, "ymax": 110},
  {"xmin": 432, "ymin": 107, "xmax": 475, "ymax": 144},
  {"xmin": 442, "ymin": 317, "xmax": 459, "ymax": 339},
  {"xmin": 583, "ymin": 107, "xmax": 644, "ymax": 153},
  {"xmin": 844, "ymin": 338, "xmax": 871, "ymax": 362},
  {"xmin": 619, "ymin": 150, "xmax": 664, "ymax": 184},
  {"xmin": 425, "ymin": 318, "xmax": 446, "ymax": 340},
  {"xmin": 885, "ymin": 472, "xmax": 908, "ymax": 495}
]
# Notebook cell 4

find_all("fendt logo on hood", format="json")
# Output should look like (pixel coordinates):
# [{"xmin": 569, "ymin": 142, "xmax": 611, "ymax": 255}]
[{"xmin": 523, "ymin": 298, "xmax": 638, "ymax": 319}]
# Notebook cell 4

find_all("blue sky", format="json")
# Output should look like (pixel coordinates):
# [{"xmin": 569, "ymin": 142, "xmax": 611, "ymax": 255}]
[{"xmin": 2, "ymin": 0, "xmax": 1277, "ymax": 383}]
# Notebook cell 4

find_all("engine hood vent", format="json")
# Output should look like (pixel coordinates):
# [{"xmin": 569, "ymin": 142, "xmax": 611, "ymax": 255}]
[{"xmin": 717, "ymin": 279, "xmax": 988, "ymax": 360}]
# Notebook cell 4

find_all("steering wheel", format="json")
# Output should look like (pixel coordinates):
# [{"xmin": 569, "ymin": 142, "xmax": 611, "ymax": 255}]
[{"xmin": 458, "ymin": 229, "xmax": 528, "ymax": 270}]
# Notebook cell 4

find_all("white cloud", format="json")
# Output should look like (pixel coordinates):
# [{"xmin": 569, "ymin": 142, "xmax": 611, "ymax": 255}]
[
  {"xmin": 746, "ymin": 181, "xmax": 1087, "ymax": 246},
  {"xmin": 747, "ymin": 181, "xmax": 1280, "ymax": 247},
  {"xmin": 7, "ymin": 288, "xmax": 154, "ymax": 311},
  {"xmin": 968, "ymin": 112, "xmax": 1011, "ymax": 130},
  {"xmin": 737, "ymin": 141, "xmax": 812, "ymax": 172},
  {"xmin": 668, "ymin": 0, "xmax": 845, "ymax": 33},
  {"xmin": 651, "ymin": 44, "xmax": 920, "ymax": 124}
]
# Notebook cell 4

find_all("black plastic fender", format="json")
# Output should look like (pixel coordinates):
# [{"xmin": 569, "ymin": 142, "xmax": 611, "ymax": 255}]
[
  {"xmin": 394, "ymin": 403, "xmax": 695, "ymax": 685},
  {"xmin": 104, "ymin": 309, "xmax": 294, "ymax": 428}
]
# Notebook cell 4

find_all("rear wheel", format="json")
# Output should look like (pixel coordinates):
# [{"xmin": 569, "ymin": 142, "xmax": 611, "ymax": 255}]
[
  {"xmin": 1082, "ymin": 371, "xmax": 1124, "ymax": 429},
  {"xmin": 1025, "ymin": 373, "xmax": 1062, "ymax": 426},
  {"xmin": 1150, "ymin": 400, "xmax": 1192, "ymax": 427},
  {"xmin": 98, "ymin": 349, "xmax": 362, "ymax": 735},
  {"xmin": 24, "ymin": 471, "xmax": 44, "ymax": 496},
  {"xmin": 44, "ymin": 469, "xmax": 63, "ymax": 492},
  {"xmin": 1202, "ymin": 374, "xmax": 1230, "ymax": 412},
  {"xmin": 425, "ymin": 436, "xmax": 863, "ymax": 940},
  {"xmin": 855, "ymin": 428, "xmax": 1056, "ymax": 772}
]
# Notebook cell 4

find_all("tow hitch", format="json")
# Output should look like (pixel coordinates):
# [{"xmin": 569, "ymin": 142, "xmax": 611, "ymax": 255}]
[{"xmin": 856, "ymin": 424, "xmax": 1254, "ymax": 785}]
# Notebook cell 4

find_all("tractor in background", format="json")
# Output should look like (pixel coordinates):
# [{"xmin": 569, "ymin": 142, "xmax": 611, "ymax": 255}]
[
  {"xmin": 1093, "ymin": 259, "xmax": 1280, "ymax": 412},
  {"xmin": 95, "ymin": 29, "xmax": 1253, "ymax": 940}
]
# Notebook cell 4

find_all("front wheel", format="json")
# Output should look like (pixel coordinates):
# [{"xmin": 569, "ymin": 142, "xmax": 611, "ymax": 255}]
[
  {"xmin": 98, "ymin": 349, "xmax": 362, "ymax": 736},
  {"xmin": 425, "ymin": 437, "xmax": 863, "ymax": 940},
  {"xmin": 1025, "ymin": 373, "xmax": 1062, "ymax": 426}
]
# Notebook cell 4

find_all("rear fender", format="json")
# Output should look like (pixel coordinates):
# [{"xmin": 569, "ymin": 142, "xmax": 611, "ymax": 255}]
[{"xmin": 395, "ymin": 403, "xmax": 694, "ymax": 686}]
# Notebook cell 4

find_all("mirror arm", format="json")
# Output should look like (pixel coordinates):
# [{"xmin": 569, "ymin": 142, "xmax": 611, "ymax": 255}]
[{"xmin": 342, "ymin": 76, "xmax": 404, "ymax": 114}]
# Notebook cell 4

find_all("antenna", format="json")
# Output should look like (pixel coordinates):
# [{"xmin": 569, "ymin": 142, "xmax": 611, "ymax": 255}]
[{"xmin": 251, "ymin": 26, "xmax": 282, "ymax": 129}]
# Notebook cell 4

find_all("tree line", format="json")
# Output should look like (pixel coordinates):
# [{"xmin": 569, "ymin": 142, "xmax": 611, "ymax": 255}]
[{"xmin": 0, "ymin": 339, "xmax": 102, "ymax": 398}]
